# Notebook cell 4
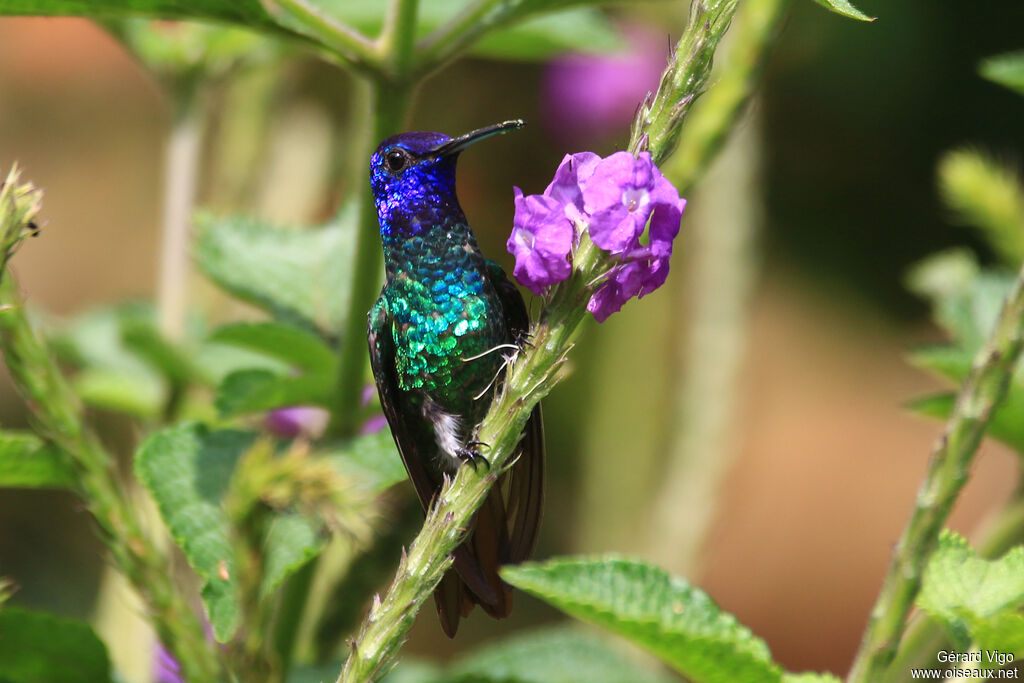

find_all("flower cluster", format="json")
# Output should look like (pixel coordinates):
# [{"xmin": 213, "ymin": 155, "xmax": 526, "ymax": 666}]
[{"xmin": 507, "ymin": 151, "xmax": 686, "ymax": 321}]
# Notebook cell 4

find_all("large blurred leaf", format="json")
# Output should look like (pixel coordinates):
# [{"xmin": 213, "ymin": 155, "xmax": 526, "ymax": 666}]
[
  {"xmin": 0, "ymin": 0, "xmax": 625, "ymax": 61},
  {"xmin": 0, "ymin": 608, "xmax": 111, "ymax": 683},
  {"xmin": 0, "ymin": 430, "xmax": 74, "ymax": 489},
  {"xmin": 502, "ymin": 556, "xmax": 781, "ymax": 683},
  {"xmin": 135, "ymin": 423, "xmax": 254, "ymax": 641},
  {"xmin": 0, "ymin": 0, "xmax": 284, "ymax": 32},
  {"xmin": 209, "ymin": 321, "xmax": 336, "ymax": 374},
  {"xmin": 980, "ymin": 51, "xmax": 1024, "ymax": 97},
  {"xmin": 448, "ymin": 625, "xmax": 678, "ymax": 683},
  {"xmin": 917, "ymin": 531, "xmax": 1024, "ymax": 662},
  {"xmin": 324, "ymin": 429, "xmax": 405, "ymax": 495},
  {"xmin": 260, "ymin": 511, "xmax": 324, "ymax": 599},
  {"xmin": 195, "ymin": 212, "xmax": 355, "ymax": 336},
  {"xmin": 215, "ymin": 368, "xmax": 334, "ymax": 418}
]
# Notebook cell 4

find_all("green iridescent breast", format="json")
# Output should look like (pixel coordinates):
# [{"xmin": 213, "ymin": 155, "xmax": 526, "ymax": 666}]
[{"xmin": 384, "ymin": 235, "xmax": 507, "ymax": 409}]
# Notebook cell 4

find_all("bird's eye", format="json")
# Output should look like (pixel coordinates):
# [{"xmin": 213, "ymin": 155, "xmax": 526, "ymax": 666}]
[{"xmin": 385, "ymin": 149, "xmax": 409, "ymax": 173}]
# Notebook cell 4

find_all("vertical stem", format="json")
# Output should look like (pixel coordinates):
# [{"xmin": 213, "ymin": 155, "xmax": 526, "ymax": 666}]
[
  {"xmin": 0, "ymin": 272, "xmax": 222, "ymax": 683},
  {"xmin": 645, "ymin": 104, "xmax": 762, "ymax": 572},
  {"xmin": 848, "ymin": 260, "xmax": 1024, "ymax": 682},
  {"xmin": 332, "ymin": 78, "xmax": 412, "ymax": 436},
  {"xmin": 157, "ymin": 86, "xmax": 203, "ymax": 342}
]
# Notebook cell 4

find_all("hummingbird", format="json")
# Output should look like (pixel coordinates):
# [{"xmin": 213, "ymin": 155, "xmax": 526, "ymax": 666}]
[{"xmin": 366, "ymin": 120, "xmax": 544, "ymax": 637}]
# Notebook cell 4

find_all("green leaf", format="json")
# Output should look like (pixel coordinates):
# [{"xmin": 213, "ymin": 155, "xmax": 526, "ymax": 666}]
[
  {"xmin": 906, "ymin": 345, "xmax": 973, "ymax": 383},
  {"xmin": 0, "ymin": 430, "xmax": 73, "ymax": 489},
  {"xmin": 324, "ymin": 429, "xmax": 405, "ymax": 495},
  {"xmin": 0, "ymin": 0, "xmax": 284, "ymax": 34},
  {"xmin": 260, "ymin": 511, "xmax": 325, "ymax": 599},
  {"xmin": 782, "ymin": 675, "xmax": 842, "ymax": 683},
  {"xmin": 215, "ymin": 368, "xmax": 334, "ymax": 418},
  {"xmin": 470, "ymin": 8, "xmax": 622, "ymax": 60},
  {"xmin": 195, "ymin": 212, "xmax": 355, "ymax": 336},
  {"xmin": 502, "ymin": 556, "xmax": 782, "ymax": 683},
  {"xmin": 449, "ymin": 625, "xmax": 678, "ymax": 683},
  {"xmin": 72, "ymin": 367, "xmax": 165, "ymax": 417},
  {"xmin": 121, "ymin": 315, "xmax": 196, "ymax": 386},
  {"xmin": 918, "ymin": 531, "xmax": 1024, "ymax": 658},
  {"xmin": 135, "ymin": 423, "xmax": 255, "ymax": 641},
  {"xmin": 209, "ymin": 321, "xmax": 336, "ymax": 374},
  {"xmin": 906, "ymin": 251, "xmax": 1015, "ymax": 352},
  {"xmin": 980, "ymin": 51, "xmax": 1024, "ymax": 97},
  {"xmin": 809, "ymin": 0, "xmax": 875, "ymax": 22},
  {"xmin": 0, "ymin": 608, "xmax": 111, "ymax": 683},
  {"xmin": 49, "ymin": 305, "xmax": 167, "ymax": 417},
  {"xmin": 938, "ymin": 148, "xmax": 1024, "ymax": 266}
]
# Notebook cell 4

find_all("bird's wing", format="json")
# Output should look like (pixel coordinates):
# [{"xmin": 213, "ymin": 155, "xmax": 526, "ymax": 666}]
[
  {"xmin": 367, "ymin": 292, "xmax": 492, "ymax": 636},
  {"xmin": 367, "ymin": 294, "xmax": 440, "ymax": 512},
  {"xmin": 485, "ymin": 261, "xmax": 545, "ymax": 563}
]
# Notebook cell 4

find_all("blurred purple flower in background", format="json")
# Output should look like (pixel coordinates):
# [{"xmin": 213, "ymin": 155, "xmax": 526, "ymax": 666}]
[
  {"xmin": 265, "ymin": 406, "xmax": 330, "ymax": 440},
  {"xmin": 543, "ymin": 23, "xmax": 668, "ymax": 144},
  {"xmin": 508, "ymin": 151, "xmax": 685, "ymax": 322},
  {"xmin": 153, "ymin": 643, "xmax": 183, "ymax": 683}
]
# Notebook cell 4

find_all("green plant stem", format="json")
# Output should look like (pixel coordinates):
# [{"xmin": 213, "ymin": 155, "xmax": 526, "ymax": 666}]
[
  {"xmin": 848, "ymin": 261, "xmax": 1024, "ymax": 683},
  {"xmin": 338, "ymin": 240, "xmax": 599, "ymax": 683},
  {"xmin": 0, "ymin": 273, "xmax": 221, "ymax": 682},
  {"xmin": 157, "ymin": 84, "xmax": 203, "ymax": 343},
  {"xmin": 414, "ymin": 0, "xmax": 508, "ymax": 78},
  {"xmin": 629, "ymin": 0, "xmax": 740, "ymax": 165},
  {"xmin": 271, "ymin": 0, "xmax": 381, "ymax": 76},
  {"xmin": 644, "ymin": 0, "xmax": 787, "ymax": 574},
  {"xmin": 333, "ymin": 78, "xmax": 412, "ymax": 436},
  {"xmin": 665, "ymin": 0, "xmax": 789, "ymax": 192},
  {"xmin": 884, "ymin": 486, "xmax": 1024, "ymax": 681},
  {"xmin": 381, "ymin": 0, "xmax": 420, "ymax": 77}
]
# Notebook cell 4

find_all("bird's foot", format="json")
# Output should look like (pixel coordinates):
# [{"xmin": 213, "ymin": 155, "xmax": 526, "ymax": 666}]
[{"xmin": 456, "ymin": 441, "xmax": 491, "ymax": 471}]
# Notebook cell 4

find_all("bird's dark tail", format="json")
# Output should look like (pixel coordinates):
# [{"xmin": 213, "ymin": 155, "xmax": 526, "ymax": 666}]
[{"xmin": 433, "ymin": 405, "xmax": 544, "ymax": 637}]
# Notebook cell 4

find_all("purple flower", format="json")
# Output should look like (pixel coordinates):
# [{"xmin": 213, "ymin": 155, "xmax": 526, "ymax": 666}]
[
  {"xmin": 543, "ymin": 23, "xmax": 668, "ymax": 144},
  {"xmin": 153, "ymin": 643, "xmax": 183, "ymax": 683},
  {"xmin": 508, "ymin": 149, "xmax": 685, "ymax": 321},
  {"xmin": 265, "ymin": 406, "xmax": 329, "ymax": 439},
  {"xmin": 507, "ymin": 187, "xmax": 575, "ymax": 295}
]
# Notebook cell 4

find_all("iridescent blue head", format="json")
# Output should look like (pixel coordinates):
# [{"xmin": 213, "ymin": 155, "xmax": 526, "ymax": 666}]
[{"xmin": 370, "ymin": 120, "xmax": 524, "ymax": 239}]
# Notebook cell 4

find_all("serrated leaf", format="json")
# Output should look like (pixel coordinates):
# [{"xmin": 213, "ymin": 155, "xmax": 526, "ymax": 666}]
[
  {"xmin": 980, "ymin": 51, "xmax": 1024, "ymax": 97},
  {"xmin": 324, "ymin": 429, "xmax": 405, "ymax": 495},
  {"xmin": 909, "ymin": 390, "xmax": 1024, "ymax": 454},
  {"xmin": 0, "ymin": 608, "xmax": 111, "ymax": 683},
  {"xmin": 449, "ymin": 625, "xmax": 677, "ymax": 683},
  {"xmin": 135, "ymin": 423, "xmax": 255, "ymax": 641},
  {"xmin": 0, "ymin": 430, "xmax": 73, "ymax": 489},
  {"xmin": 195, "ymin": 212, "xmax": 355, "ymax": 336},
  {"xmin": 209, "ymin": 321, "xmax": 336, "ymax": 374},
  {"xmin": 502, "ymin": 556, "xmax": 782, "ymax": 683},
  {"xmin": 215, "ymin": 368, "xmax": 334, "ymax": 418},
  {"xmin": 260, "ymin": 511, "xmax": 325, "ymax": 599},
  {"xmin": 810, "ymin": 0, "xmax": 874, "ymax": 22},
  {"xmin": 918, "ymin": 531, "xmax": 1024, "ymax": 658}
]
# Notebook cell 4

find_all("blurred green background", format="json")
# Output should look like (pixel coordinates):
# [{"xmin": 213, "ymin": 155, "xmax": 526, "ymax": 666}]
[{"xmin": 1, "ymin": 0, "xmax": 1023, "ymax": 677}]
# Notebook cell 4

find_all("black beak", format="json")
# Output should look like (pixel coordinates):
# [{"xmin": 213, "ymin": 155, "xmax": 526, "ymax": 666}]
[{"xmin": 430, "ymin": 119, "xmax": 525, "ymax": 158}]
